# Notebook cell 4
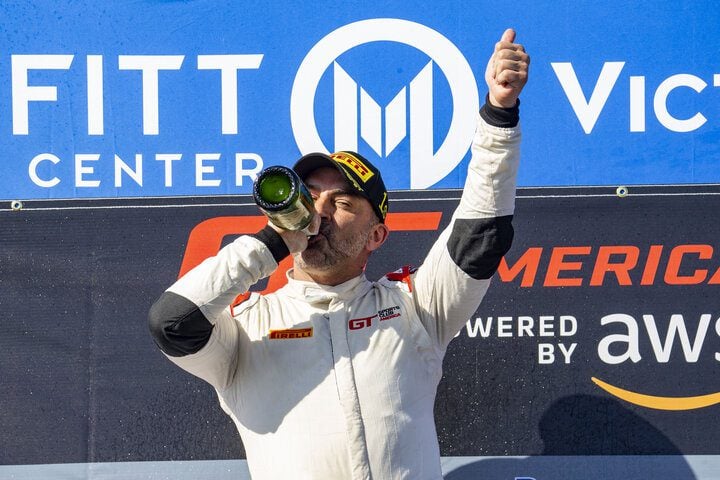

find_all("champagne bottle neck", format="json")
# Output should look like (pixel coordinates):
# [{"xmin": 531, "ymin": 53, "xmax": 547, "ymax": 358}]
[{"xmin": 254, "ymin": 166, "xmax": 299, "ymax": 210}]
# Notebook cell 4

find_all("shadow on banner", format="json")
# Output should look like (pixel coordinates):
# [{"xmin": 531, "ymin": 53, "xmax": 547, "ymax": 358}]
[{"xmin": 445, "ymin": 394, "xmax": 696, "ymax": 480}]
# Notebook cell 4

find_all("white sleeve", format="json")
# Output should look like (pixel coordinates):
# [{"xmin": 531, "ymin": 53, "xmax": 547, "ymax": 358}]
[
  {"xmin": 150, "ymin": 235, "xmax": 277, "ymax": 389},
  {"xmin": 168, "ymin": 235, "xmax": 277, "ymax": 323},
  {"xmin": 410, "ymin": 113, "xmax": 521, "ymax": 348}
]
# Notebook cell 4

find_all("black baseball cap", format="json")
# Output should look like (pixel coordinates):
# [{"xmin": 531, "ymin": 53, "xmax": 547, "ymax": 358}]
[{"xmin": 293, "ymin": 151, "xmax": 388, "ymax": 223}]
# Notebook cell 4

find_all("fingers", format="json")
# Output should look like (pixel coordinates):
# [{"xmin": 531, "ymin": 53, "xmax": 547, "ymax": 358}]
[
  {"xmin": 305, "ymin": 212, "xmax": 321, "ymax": 237},
  {"xmin": 492, "ymin": 52, "xmax": 529, "ymax": 83},
  {"xmin": 494, "ymin": 39, "xmax": 526, "ymax": 56},
  {"xmin": 493, "ymin": 28, "xmax": 526, "ymax": 74},
  {"xmin": 266, "ymin": 214, "xmax": 319, "ymax": 253},
  {"xmin": 493, "ymin": 52, "xmax": 530, "ymax": 75},
  {"xmin": 494, "ymin": 48, "xmax": 529, "ymax": 63},
  {"xmin": 491, "ymin": 29, "xmax": 529, "ymax": 77},
  {"xmin": 486, "ymin": 28, "xmax": 530, "ymax": 108},
  {"xmin": 495, "ymin": 67, "xmax": 529, "ymax": 89}
]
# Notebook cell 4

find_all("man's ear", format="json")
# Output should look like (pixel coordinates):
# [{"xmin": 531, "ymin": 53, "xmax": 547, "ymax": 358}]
[{"xmin": 366, "ymin": 222, "xmax": 389, "ymax": 252}]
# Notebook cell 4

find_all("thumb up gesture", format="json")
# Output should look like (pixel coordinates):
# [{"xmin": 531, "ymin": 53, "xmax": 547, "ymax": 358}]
[{"xmin": 485, "ymin": 29, "xmax": 530, "ymax": 108}]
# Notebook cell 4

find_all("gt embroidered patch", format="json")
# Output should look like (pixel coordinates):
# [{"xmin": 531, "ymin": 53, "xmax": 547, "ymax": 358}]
[
  {"xmin": 348, "ymin": 306, "xmax": 402, "ymax": 331},
  {"xmin": 379, "ymin": 306, "xmax": 401, "ymax": 321}
]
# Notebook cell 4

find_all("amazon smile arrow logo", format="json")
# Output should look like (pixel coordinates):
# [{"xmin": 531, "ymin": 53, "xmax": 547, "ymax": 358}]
[
  {"xmin": 592, "ymin": 377, "xmax": 720, "ymax": 411},
  {"xmin": 590, "ymin": 312, "xmax": 720, "ymax": 410}
]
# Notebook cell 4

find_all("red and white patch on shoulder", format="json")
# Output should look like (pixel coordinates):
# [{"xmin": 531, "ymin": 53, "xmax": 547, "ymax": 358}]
[
  {"xmin": 384, "ymin": 265, "xmax": 417, "ymax": 292},
  {"xmin": 230, "ymin": 292, "xmax": 252, "ymax": 317}
]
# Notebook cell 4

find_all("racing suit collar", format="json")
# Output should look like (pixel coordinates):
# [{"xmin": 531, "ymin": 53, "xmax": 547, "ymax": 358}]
[{"xmin": 284, "ymin": 270, "xmax": 372, "ymax": 304}]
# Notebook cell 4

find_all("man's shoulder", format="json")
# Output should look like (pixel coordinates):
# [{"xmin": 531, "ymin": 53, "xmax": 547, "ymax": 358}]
[
  {"xmin": 228, "ymin": 283, "xmax": 295, "ymax": 318},
  {"xmin": 376, "ymin": 265, "xmax": 418, "ymax": 293},
  {"xmin": 229, "ymin": 291, "xmax": 262, "ymax": 317}
]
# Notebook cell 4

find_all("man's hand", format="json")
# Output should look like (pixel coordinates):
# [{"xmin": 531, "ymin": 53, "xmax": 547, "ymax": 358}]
[
  {"xmin": 268, "ymin": 213, "xmax": 321, "ymax": 254},
  {"xmin": 485, "ymin": 29, "xmax": 530, "ymax": 108}
]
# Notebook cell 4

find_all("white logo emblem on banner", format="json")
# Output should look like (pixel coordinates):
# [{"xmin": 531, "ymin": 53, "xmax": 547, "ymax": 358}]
[{"xmin": 290, "ymin": 19, "xmax": 479, "ymax": 189}]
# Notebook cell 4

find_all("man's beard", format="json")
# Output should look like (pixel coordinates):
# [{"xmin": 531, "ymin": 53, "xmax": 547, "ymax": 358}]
[{"xmin": 294, "ymin": 220, "xmax": 368, "ymax": 271}]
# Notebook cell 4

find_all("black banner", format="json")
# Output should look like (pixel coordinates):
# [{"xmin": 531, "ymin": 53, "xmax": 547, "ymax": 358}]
[{"xmin": 1, "ymin": 186, "xmax": 719, "ymax": 472}]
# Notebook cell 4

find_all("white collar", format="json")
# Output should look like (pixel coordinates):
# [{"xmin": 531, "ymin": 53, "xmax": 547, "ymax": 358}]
[{"xmin": 281, "ymin": 269, "xmax": 372, "ymax": 304}]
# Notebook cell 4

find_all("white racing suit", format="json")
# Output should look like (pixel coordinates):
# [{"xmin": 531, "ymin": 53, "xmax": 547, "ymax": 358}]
[{"xmin": 149, "ymin": 104, "xmax": 521, "ymax": 480}]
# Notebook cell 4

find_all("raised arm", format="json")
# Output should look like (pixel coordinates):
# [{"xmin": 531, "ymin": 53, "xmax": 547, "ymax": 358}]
[{"xmin": 409, "ymin": 29, "xmax": 529, "ymax": 348}]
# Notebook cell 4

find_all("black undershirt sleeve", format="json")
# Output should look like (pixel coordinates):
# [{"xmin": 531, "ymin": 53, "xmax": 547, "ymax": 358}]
[
  {"xmin": 250, "ymin": 225, "xmax": 290, "ymax": 263},
  {"xmin": 479, "ymin": 94, "xmax": 520, "ymax": 128},
  {"xmin": 148, "ymin": 291, "xmax": 214, "ymax": 357}
]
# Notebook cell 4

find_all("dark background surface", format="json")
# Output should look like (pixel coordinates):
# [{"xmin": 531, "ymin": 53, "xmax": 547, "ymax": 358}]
[{"xmin": 1, "ymin": 186, "xmax": 719, "ymax": 465}]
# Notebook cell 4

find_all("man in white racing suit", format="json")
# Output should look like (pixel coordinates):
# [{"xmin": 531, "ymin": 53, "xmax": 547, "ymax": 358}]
[{"xmin": 149, "ymin": 29, "xmax": 529, "ymax": 480}]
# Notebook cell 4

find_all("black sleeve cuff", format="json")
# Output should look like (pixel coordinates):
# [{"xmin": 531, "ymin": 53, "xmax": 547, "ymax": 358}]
[
  {"xmin": 250, "ymin": 225, "xmax": 290, "ymax": 263},
  {"xmin": 148, "ymin": 291, "xmax": 214, "ymax": 357},
  {"xmin": 479, "ymin": 94, "xmax": 520, "ymax": 128},
  {"xmin": 447, "ymin": 216, "xmax": 514, "ymax": 279}
]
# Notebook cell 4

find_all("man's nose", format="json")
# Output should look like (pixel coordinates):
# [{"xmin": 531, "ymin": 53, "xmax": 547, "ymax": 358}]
[{"xmin": 313, "ymin": 193, "xmax": 333, "ymax": 218}]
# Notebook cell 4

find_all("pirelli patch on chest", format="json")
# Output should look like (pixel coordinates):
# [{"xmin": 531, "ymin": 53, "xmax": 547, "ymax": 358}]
[{"xmin": 269, "ymin": 327, "xmax": 313, "ymax": 340}]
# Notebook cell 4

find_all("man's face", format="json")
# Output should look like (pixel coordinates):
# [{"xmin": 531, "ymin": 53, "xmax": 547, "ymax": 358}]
[{"xmin": 294, "ymin": 167, "xmax": 378, "ymax": 273}]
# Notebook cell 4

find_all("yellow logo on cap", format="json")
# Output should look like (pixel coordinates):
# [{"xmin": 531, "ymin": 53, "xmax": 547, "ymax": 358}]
[
  {"xmin": 331, "ymin": 152, "xmax": 375, "ymax": 183},
  {"xmin": 379, "ymin": 191, "xmax": 388, "ymax": 217}
]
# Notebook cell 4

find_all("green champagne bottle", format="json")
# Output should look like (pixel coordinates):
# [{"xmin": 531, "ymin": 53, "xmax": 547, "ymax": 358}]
[{"xmin": 253, "ymin": 166, "xmax": 315, "ymax": 231}]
